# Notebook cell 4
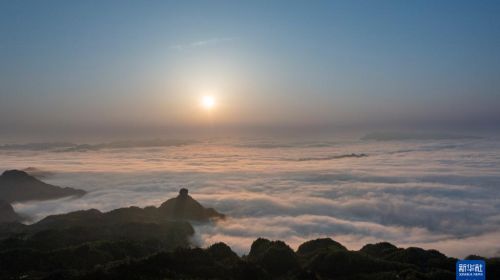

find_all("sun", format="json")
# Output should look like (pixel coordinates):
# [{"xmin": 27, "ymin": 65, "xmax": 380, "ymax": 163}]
[{"xmin": 201, "ymin": 95, "xmax": 216, "ymax": 110}]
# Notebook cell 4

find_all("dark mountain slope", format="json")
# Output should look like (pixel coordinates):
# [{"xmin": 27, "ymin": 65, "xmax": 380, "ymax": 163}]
[
  {"xmin": 0, "ymin": 200, "xmax": 21, "ymax": 223},
  {"xmin": 0, "ymin": 170, "xmax": 85, "ymax": 203}
]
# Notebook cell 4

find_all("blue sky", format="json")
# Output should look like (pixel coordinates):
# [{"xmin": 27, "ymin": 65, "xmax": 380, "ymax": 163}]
[{"xmin": 1, "ymin": 0, "xmax": 499, "ymax": 133}]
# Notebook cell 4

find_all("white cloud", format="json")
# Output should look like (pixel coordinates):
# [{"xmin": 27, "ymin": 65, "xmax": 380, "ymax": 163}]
[{"xmin": 4, "ymin": 136, "xmax": 500, "ymax": 258}]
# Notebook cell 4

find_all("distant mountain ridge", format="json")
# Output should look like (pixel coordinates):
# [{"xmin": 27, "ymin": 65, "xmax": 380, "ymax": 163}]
[
  {"xmin": 0, "ymin": 169, "xmax": 86, "ymax": 203},
  {"xmin": 362, "ymin": 132, "xmax": 481, "ymax": 141}
]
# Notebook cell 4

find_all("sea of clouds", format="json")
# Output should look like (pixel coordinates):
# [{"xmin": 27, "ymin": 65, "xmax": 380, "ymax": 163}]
[{"xmin": 2, "ymin": 135, "xmax": 500, "ymax": 258}]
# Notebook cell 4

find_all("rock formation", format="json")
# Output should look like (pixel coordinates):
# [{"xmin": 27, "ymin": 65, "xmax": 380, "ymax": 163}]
[{"xmin": 158, "ymin": 188, "xmax": 225, "ymax": 221}]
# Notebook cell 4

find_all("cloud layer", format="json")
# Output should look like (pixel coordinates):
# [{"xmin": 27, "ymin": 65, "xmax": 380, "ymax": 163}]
[{"xmin": 3, "ymin": 136, "xmax": 500, "ymax": 258}]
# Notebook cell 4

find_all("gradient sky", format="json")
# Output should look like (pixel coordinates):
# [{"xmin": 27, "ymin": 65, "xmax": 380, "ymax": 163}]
[{"xmin": 1, "ymin": 0, "xmax": 499, "ymax": 134}]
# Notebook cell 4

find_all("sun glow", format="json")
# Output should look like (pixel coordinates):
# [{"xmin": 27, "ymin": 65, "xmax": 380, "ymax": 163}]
[{"xmin": 201, "ymin": 95, "xmax": 216, "ymax": 110}]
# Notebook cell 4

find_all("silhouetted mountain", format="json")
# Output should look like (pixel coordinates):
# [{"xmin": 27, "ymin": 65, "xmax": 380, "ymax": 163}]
[
  {"xmin": 158, "ymin": 188, "xmax": 225, "ymax": 221},
  {"xmin": 0, "ymin": 205, "xmax": 195, "ymax": 280},
  {"xmin": 360, "ymin": 242, "xmax": 455, "ymax": 272},
  {"xmin": 0, "ymin": 224, "xmax": 195, "ymax": 279},
  {"xmin": 19, "ymin": 188, "xmax": 223, "ymax": 232},
  {"xmin": 59, "ymin": 238, "xmax": 499, "ymax": 280},
  {"xmin": 360, "ymin": 242, "xmax": 399, "ymax": 258},
  {"xmin": 0, "ymin": 223, "xmax": 498, "ymax": 279},
  {"xmin": 0, "ymin": 190, "xmax": 217, "ymax": 279},
  {"xmin": 0, "ymin": 170, "xmax": 86, "ymax": 203},
  {"xmin": 0, "ymin": 189, "xmax": 221, "ymax": 252},
  {"xmin": 31, "ymin": 191, "xmax": 222, "ymax": 228},
  {"xmin": 384, "ymin": 247, "xmax": 455, "ymax": 271},
  {"xmin": 247, "ymin": 238, "xmax": 300, "ymax": 277},
  {"xmin": 33, "ymin": 208, "xmax": 157, "ymax": 231},
  {"xmin": 296, "ymin": 237, "xmax": 347, "ymax": 256},
  {"xmin": 0, "ymin": 200, "xmax": 21, "ymax": 223},
  {"xmin": 0, "ymin": 192, "xmax": 497, "ymax": 279},
  {"xmin": 206, "ymin": 242, "xmax": 240, "ymax": 265},
  {"xmin": 0, "ymin": 222, "xmax": 27, "ymax": 239}
]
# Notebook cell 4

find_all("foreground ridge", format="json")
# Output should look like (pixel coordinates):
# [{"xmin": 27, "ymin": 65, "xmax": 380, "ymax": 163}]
[
  {"xmin": 0, "ymin": 189, "xmax": 498, "ymax": 279},
  {"xmin": 1, "ymin": 232, "xmax": 499, "ymax": 280}
]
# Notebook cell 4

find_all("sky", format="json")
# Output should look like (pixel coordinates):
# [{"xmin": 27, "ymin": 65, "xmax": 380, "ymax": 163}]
[
  {"xmin": 1, "ymin": 0, "xmax": 500, "ymax": 136},
  {"xmin": 1, "ymin": 1, "xmax": 500, "ymax": 258}
]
